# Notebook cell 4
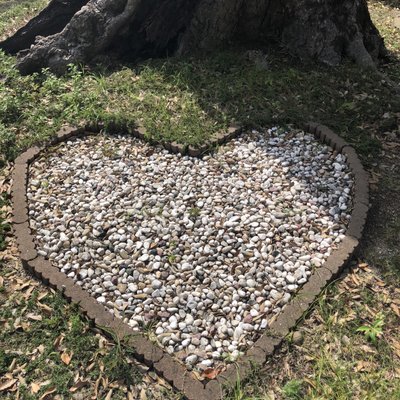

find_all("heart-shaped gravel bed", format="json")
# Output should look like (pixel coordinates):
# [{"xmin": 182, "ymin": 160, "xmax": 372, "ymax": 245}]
[{"xmin": 27, "ymin": 128, "xmax": 353, "ymax": 371}]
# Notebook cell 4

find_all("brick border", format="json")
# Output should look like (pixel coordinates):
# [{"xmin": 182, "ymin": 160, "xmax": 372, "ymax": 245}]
[{"xmin": 11, "ymin": 122, "xmax": 369, "ymax": 400}]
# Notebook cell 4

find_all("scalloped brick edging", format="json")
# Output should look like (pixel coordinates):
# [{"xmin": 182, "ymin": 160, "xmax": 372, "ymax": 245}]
[{"xmin": 11, "ymin": 123, "xmax": 369, "ymax": 400}]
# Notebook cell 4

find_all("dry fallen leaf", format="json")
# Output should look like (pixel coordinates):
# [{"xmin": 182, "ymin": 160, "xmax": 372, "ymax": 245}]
[
  {"xmin": 101, "ymin": 376, "xmax": 108, "ymax": 389},
  {"xmin": 105, "ymin": 389, "xmax": 113, "ymax": 400},
  {"xmin": 354, "ymin": 360, "xmax": 374, "ymax": 372},
  {"xmin": 31, "ymin": 382, "xmax": 41, "ymax": 394},
  {"xmin": 53, "ymin": 334, "xmax": 64, "ymax": 350},
  {"xmin": 86, "ymin": 361, "xmax": 96, "ymax": 372},
  {"xmin": 140, "ymin": 388, "xmax": 148, "ymax": 400},
  {"xmin": 351, "ymin": 274, "xmax": 361, "ymax": 285},
  {"xmin": 391, "ymin": 303, "xmax": 400, "ymax": 318},
  {"xmin": 201, "ymin": 367, "xmax": 223, "ymax": 380},
  {"xmin": 27, "ymin": 313, "xmax": 43, "ymax": 322},
  {"xmin": 8, "ymin": 358, "xmax": 17, "ymax": 372},
  {"xmin": 127, "ymin": 393, "xmax": 135, "ymax": 400},
  {"xmin": 69, "ymin": 380, "xmax": 87, "ymax": 393},
  {"xmin": 359, "ymin": 345, "xmax": 377, "ymax": 354},
  {"xmin": 375, "ymin": 279, "xmax": 386, "ymax": 287},
  {"xmin": 93, "ymin": 375, "xmax": 102, "ymax": 398},
  {"xmin": 37, "ymin": 345, "xmax": 45, "ymax": 354},
  {"xmin": 24, "ymin": 286, "xmax": 35, "ymax": 300},
  {"xmin": 61, "ymin": 351, "xmax": 73, "ymax": 365},
  {"xmin": 13, "ymin": 318, "xmax": 22, "ymax": 330},
  {"xmin": 37, "ymin": 302, "xmax": 53, "ymax": 314},
  {"xmin": 17, "ymin": 282, "xmax": 31, "ymax": 292},
  {"xmin": 391, "ymin": 340, "xmax": 400, "ymax": 358},
  {"xmin": 0, "ymin": 379, "xmax": 18, "ymax": 392},
  {"xmin": 303, "ymin": 377, "xmax": 317, "ymax": 389},
  {"xmin": 39, "ymin": 387, "xmax": 56, "ymax": 400},
  {"xmin": 37, "ymin": 292, "xmax": 48, "ymax": 301}
]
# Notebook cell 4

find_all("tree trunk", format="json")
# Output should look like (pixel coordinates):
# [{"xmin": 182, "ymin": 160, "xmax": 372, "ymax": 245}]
[{"xmin": 0, "ymin": 0, "xmax": 386, "ymax": 75}]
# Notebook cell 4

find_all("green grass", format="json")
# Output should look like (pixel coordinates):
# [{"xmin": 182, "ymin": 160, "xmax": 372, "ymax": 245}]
[
  {"xmin": 0, "ymin": 283, "xmax": 142, "ymax": 399},
  {"xmin": 282, "ymin": 379, "xmax": 304, "ymax": 399},
  {"xmin": 0, "ymin": 192, "xmax": 10, "ymax": 251},
  {"xmin": 0, "ymin": 0, "xmax": 47, "ymax": 37},
  {"xmin": 1, "ymin": 49, "xmax": 398, "ymax": 168},
  {"xmin": 0, "ymin": 0, "xmax": 397, "ymax": 170},
  {"xmin": 368, "ymin": 0, "xmax": 400, "ymax": 89},
  {"xmin": 0, "ymin": 5, "xmax": 399, "ymax": 168}
]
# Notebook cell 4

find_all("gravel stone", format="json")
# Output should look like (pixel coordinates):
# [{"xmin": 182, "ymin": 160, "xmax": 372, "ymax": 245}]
[{"xmin": 27, "ymin": 128, "xmax": 353, "ymax": 371}]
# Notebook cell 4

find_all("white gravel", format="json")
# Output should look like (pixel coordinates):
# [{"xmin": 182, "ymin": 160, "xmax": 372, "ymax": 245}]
[{"xmin": 27, "ymin": 128, "xmax": 353, "ymax": 370}]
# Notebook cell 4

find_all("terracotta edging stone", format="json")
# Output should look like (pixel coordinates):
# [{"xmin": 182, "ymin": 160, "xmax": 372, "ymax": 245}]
[{"xmin": 11, "ymin": 122, "xmax": 369, "ymax": 400}]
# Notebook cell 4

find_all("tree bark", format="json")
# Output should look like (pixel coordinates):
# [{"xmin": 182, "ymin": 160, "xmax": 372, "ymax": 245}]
[{"xmin": 0, "ymin": 0, "xmax": 386, "ymax": 75}]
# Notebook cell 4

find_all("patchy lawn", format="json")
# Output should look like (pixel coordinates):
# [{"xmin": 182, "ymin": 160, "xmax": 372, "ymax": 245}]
[{"xmin": 0, "ymin": 0, "xmax": 399, "ymax": 398}]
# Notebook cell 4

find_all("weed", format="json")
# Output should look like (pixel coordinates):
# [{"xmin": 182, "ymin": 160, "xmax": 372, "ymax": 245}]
[
  {"xmin": 0, "ymin": 123, "xmax": 17, "ymax": 166},
  {"xmin": 101, "ymin": 142, "xmax": 118, "ymax": 158},
  {"xmin": 222, "ymin": 351, "xmax": 243, "ymax": 363},
  {"xmin": 157, "ymin": 205, "xmax": 164, "ymax": 215},
  {"xmin": 101, "ymin": 331, "xmax": 142, "ymax": 386},
  {"xmin": 140, "ymin": 318, "xmax": 158, "ymax": 339},
  {"xmin": 168, "ymin": 254, "xmax": 177, "ymax": 265},
  {"xmin": 169, "ymin": 240, "xmax": 177, "ymax": 249},
  {"xmin": 282, "ymin": 379, "xmax": 304, "ymax": 399},
  {"xmin": 40, "ymin": 179, "xmax": 49, "ymax": 188},
  {"xmin": 231, "ymin": 376, "xmax": 246, "ymax": 400},
  {"xmin": 356, "ymin": 312, "xmax": 385, "ymax": 343},
  {"xmin": 0, "ymin": 200, "xmax": 10, "ymax": 252},
  {"xmin": 189, "ymin": 206, "xmax": 201, "ymax": 218}
]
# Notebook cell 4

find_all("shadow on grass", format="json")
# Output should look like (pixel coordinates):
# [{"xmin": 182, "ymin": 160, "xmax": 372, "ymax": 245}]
[{"xmin": 131, "ymin": 47, "xmax": 399, "ymax": 161}]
